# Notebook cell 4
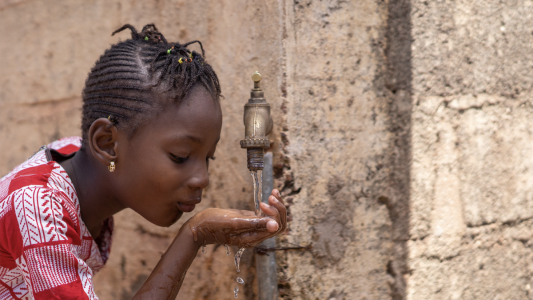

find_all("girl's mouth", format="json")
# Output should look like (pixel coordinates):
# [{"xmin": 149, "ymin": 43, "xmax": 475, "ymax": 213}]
[
  {"xmin": 176, "ymin": 199, "xmax": 200, "ymax": 212},
  {"xmin": 177, "ymin": 203, "xmax": 196, "ymax": 212}
]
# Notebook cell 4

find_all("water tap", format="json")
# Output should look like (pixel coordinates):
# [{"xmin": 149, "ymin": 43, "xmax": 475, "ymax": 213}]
[{"xmin": 240, "ymin": 71, "xmax": 273, "ymax": 171}]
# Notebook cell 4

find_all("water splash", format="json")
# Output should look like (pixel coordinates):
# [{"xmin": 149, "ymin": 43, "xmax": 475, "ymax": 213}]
[
  {"xmin": 234, "ymin": 287, "xmax": 239, "ymax": 298},
  {"xmin": 236, "ymin": 277, "xmax": 244, "ymax": 284},
  {"xmin": 250, "ymin": 170, "xmax": 263, "ymax": 216},
  {"xmin": 225, "ymin": 244, "xmax": 230, "ymax": 255}
]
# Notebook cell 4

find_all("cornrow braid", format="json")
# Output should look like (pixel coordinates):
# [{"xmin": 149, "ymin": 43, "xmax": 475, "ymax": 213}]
[{"xmin": 81, "ymin": 24, "xmax": 221, "ymax": 149}]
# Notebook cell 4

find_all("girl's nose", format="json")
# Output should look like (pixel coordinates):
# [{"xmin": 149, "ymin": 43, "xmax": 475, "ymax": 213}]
[{"xmin": 188, "ymin": 162, "xmax": 209, "ymax": 189}]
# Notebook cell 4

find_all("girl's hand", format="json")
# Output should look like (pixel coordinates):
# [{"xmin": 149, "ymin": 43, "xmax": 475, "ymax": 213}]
[{"xmin": 187, "ymin": 189, "xmax": 287, "ymax": 248}]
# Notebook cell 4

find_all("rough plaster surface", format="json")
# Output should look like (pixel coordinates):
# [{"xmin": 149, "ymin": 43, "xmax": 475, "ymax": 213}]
[
  {"xmin": 276, "ymin": 0, "xmax": 397, "ymax": 299},
  {"xmin": 1, "ymin": 0, "xmax": 532, "ymax": 299},
  {"xmin": 408, "ymin": 0, "xmax": 533, "ymax": 299}
]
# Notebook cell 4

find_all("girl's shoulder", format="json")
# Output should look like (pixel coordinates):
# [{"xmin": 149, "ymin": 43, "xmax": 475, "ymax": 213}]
[
  {"xmin": 47, "ymin": 136, "xmax": 82, "ymax": 156},
  {"xmin": 0, "ymin": 137, "xmax": 84, "ymax": 247},
  {"xmin": 0, "ymin": 136, "xmax": 82, "ymax": 204},
  {"xmin": 0, "ymin": 137, "xmax": 111, "ymax": 299}
]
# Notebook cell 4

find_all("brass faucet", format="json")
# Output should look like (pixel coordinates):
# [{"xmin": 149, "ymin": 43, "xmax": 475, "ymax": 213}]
[{"xmin": 240, "ymin": 71, "xmax": 273, "ymax": 171}]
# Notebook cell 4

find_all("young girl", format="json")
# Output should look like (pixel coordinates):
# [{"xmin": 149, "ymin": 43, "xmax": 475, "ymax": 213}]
[{"xmin": 0, "ymin": 24, "xmax": 287, "ymax": 299}]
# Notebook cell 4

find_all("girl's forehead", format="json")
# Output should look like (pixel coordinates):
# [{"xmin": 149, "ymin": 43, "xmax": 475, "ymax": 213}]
[{"xmin": 149, "ymin": 89, "xmax": 222, "ymax": 136}]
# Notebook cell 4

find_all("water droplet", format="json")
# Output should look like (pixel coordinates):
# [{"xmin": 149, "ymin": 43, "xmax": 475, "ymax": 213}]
[
  {"xmin": 236, "ymin": 277, "xmax": 244, "ymax": 284},
  {"xmin": 201, "ymin": 245, "xmax": 206, "ymax": 254},
  {"xmin": 234, "ymin": 287, "xmax": 239, "ymax": 298},
  {"xmin": 225, "ymin": 244, "xmax": 230, "ymax": 255},
  {"xmin": 234, "ymin": 248, "xmax": 245, "ymax": 272}
]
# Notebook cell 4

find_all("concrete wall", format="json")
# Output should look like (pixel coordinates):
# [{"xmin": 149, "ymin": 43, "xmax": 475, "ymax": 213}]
[
  {"xmin": 277, "ymin": 0, "xmax": 397, "ymax": 298},
  {"xmin": 1, "ymin": 0, "xmax": 532, "ymax": 299},
  {"xmin": 408, "ymin": 0, "xmax": 533, "ymax": 299}
]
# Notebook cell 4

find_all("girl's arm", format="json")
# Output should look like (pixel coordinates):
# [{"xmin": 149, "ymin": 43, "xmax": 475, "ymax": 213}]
[
  {"xmin": 131, "ymin": 189, "xmax": 286, "ymax": 299},
  {"xmin": 132, "ymin": 221, "xmax": 200, "ymax": 299}
]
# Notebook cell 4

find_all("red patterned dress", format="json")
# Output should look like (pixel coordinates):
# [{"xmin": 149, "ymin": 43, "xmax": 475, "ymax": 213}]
[{"xmin": 0, "ymin": 137, "xmax": 113, "ymax": 300}]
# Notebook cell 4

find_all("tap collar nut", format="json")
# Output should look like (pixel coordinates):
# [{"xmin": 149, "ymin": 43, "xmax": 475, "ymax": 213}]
[{"xmin": 240, "ymin": 138, "xmax": 270, "ymax": 149}]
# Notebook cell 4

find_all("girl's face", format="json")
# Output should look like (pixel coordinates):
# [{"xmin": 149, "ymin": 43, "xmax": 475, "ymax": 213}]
[{"xmin": 113, "ymin": 85, "xmax": 222, "ymax": 227}]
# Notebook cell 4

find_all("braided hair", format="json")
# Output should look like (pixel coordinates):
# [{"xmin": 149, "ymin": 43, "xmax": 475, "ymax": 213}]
[{"xmin": 81, "ymin": 24, "xmax": 221, "ymax": 148}]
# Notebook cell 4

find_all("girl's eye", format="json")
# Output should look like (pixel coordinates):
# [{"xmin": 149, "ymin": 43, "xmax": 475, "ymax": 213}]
[{"xmin": 170, "ymin": 154, "xmax": 189, "ymax": 164}]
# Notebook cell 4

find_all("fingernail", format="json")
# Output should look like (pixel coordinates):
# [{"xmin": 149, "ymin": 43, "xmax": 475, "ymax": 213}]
[{"xmin": 267, "ymin": 220, "xmax": 279, "ymax": 231}]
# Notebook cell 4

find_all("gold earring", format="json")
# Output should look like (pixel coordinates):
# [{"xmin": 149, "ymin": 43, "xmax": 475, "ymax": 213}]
[{"xmin": 108, "ymin": 161, "xmax": 115, "ymax": 172}]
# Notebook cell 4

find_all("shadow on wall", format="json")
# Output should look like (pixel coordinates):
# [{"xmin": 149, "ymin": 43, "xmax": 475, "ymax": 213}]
[{"xmin": 383, "ymin": 0, "xmax": 412, "ymax": 299}]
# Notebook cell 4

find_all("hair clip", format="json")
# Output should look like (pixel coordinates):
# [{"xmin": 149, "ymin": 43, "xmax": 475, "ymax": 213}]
[
  {"xmin": 189, "ymin": 53, "xmax": 193, "ymax": 58},
  {"xmin": 108, "ymin": 115, "xmax": 112, "ymax": 120},
  {"xmin": 167, "ymin": 49, "xmax": 171, "ymax": 54},
  {"xmin": 178, "ymin": 57, "xmax": 183, "ymax": 64},
  {"xmin": 144, "ymin": 36, "xmax": 149, "ymax": 41}
]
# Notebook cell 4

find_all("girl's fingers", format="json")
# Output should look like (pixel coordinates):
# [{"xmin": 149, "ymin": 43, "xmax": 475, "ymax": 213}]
[
  {"xmin": 261, "ymin": 200, "xmax": 285, "ymax": 234},
  {"xmin": 232, "ymin": 231, "xmax": 271, "ymax": 246},
  {"xmin": 268, "ymin": 193, "xmax": 287, "ymax": 232},
  {"xmin": 231, "ymin": 216, "xmax": 274, "ymax": 232},
  {"xmin": 260, "ymin": 202, "xmax": 283, "ymax": 233},
  {"xmin": 272, "ymin": 189, "xmax": 284, "ymax": 203},
  {"xmin": 237, "ymin": 210, "xmax": 257, "ymax": 217},
  {"xmin": 260, "ymin": 202, "xmax": 279, "ymax": 218}
]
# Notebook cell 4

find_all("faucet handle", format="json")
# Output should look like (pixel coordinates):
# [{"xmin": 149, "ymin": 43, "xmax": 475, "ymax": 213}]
[{"xmin": 252, "ymin": 71, "xmax": 261, "ymax": 89}]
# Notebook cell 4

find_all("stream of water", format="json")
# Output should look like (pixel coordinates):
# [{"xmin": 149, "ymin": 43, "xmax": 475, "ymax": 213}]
[
  {"xmin": 233, "ymin": 170, "xmax": 263, "ymax": 298},
  {"xmin": 251, "ymin": 170, "xmax": 263, "ymax": 217}
]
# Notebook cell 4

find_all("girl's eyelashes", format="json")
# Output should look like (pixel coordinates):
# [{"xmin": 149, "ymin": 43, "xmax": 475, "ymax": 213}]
[
  {"xmin": 170, "ymin": 153, "xmax": 189, "ymax": 164},
  {"xmin": 206, "ymin": 156, "xmax": 215, "ymax": 170}
]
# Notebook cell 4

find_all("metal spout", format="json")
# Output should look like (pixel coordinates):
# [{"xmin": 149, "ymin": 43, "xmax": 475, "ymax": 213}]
[{"xmin": 240, "ymin": 71, "xmax": 273, "ymax": 171}]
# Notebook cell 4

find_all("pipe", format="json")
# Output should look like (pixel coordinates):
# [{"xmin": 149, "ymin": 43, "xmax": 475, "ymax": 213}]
[{"xmin": 256, "ymin": 152, "xmax": 278, "ymax": 300}]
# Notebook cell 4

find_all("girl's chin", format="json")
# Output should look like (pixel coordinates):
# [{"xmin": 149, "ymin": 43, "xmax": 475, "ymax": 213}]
[{"xmin": 146, "ymin": 210, "xmax": 183, "ymax": 228}]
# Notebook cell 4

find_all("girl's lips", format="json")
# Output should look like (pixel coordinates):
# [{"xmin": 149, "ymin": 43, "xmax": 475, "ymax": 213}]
[{"xmin": 176, "ymin": 202, "xmax": 198, "ymax": 212}]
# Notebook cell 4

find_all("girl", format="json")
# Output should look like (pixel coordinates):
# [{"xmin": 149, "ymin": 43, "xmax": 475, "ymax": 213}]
[{"xmin": 0, "ymin": 24, "xmax": 287, "ymax": 299}]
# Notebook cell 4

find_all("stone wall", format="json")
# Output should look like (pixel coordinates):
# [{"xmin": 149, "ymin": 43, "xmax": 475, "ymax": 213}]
[{"xmin": 1, "ymin": 0, "xmax": 532, "ymax": 299}]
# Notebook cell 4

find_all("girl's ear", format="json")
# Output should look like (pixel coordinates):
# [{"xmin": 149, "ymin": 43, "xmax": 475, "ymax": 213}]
[{"xmin": 88, "ymin": 118, "xmax": 119, "ymax": 167}]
